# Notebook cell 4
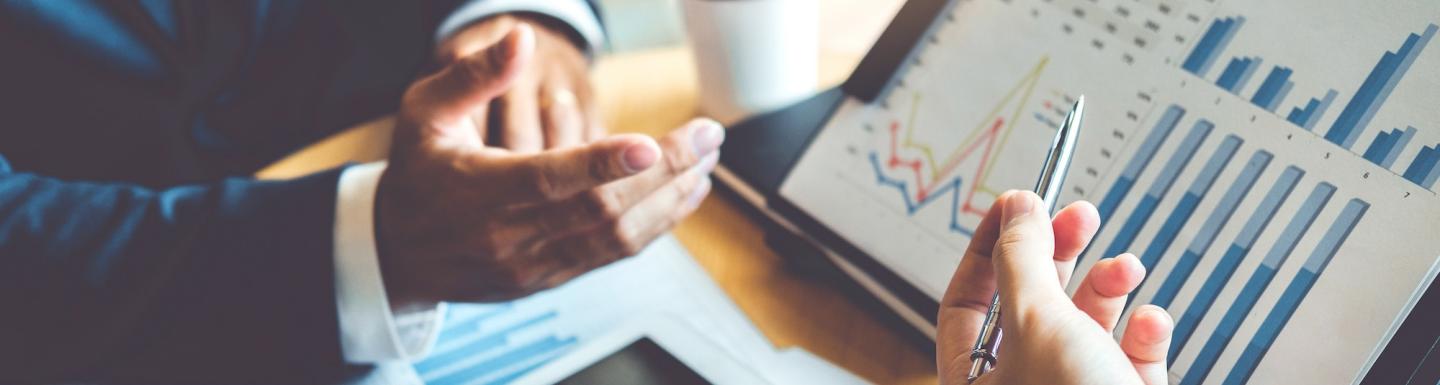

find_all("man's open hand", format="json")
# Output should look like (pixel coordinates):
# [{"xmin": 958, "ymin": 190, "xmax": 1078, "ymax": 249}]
[{"xmin": 376, "ymin": 24, "xmax": 722, "ymax": 306}]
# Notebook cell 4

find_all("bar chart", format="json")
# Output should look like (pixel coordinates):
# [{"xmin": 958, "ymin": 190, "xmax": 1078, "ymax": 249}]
[{"xmin": 1180, "ymin": 14, "xmax": 1440, "ymax": 191}]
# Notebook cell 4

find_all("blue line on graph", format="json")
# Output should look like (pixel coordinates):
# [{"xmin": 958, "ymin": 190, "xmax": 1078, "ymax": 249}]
[
  {"xmin": 1181, "ymin": 182, "xmax": 1335, "ymax": 385},
  {"xmin": 1149, "ymin": 150, "xmax": 1271, "ymax": 309},
  {"xmin": 1103, "ymin": 119, "xmax": 1215, "ymax": 260},
  {"xmin": 868, "ymin": 152, "xmax": 975, "ymax": 236},
  {"xmin": 1169, "ymin": 165, "xmax": 1302, "ymax": 363},
  {"xmin": 1223, "ymin": 199, "xmax": 1369, "ymax": 385}
]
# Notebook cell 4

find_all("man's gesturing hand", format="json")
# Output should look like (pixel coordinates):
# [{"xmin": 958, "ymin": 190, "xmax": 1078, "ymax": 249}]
[
  {"xmin": 938, "ymin": 191, "xmax": 1175, "ymax": 385},
  {"xmin": 376, "ymin": 24, "xmax": 722, "ymax": 306}
]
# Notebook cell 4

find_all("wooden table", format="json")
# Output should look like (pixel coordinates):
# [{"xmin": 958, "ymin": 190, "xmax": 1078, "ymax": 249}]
[{"xmin": 258, "ymin": 4, "xmax": 936, "ymax": 384}]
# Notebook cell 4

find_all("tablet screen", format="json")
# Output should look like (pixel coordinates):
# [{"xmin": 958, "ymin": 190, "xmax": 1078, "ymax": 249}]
[
  {"xmin": 555, "ymin": 338, "xmax": 710, "ymax": 385},
  {"xmin": 779, "ymin": 0, "xmax": 1440, "ymax": 383}
]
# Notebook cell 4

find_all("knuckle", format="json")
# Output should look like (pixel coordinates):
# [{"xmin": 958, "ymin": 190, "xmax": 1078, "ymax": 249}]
[
  {"xmin": 588, "ymin": 154, "xmax": 615, "ymax": 183},
  {"xmin": 583, "ymin": 189, "xmax": 624, "ymax": 221},
  {"xmin": 525, "ymin": 163, "xmax": 562, "ymax": 200},
  {"xmin": 662, "ymin": 142, "xmax": 693, "ymax": 176},
  {"xmin": 994, "ymin": 230, "xmax": 1033, "ymax": 257}
]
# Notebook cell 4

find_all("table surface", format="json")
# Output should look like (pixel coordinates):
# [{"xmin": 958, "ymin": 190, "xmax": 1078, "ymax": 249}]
[{"xmin": 257, "ymin": 3, "xmax": 937, "ymax": 384}]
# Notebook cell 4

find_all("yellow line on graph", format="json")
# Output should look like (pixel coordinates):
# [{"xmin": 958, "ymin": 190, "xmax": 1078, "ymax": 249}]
[{"xmin": 898, "ymin": 56, "xmax": 1050, "ymax": 189}]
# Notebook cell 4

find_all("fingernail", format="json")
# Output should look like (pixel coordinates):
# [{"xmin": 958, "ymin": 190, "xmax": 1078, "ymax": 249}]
[
  {"xmin": 621, "ymin": 141, "xmax": 659, "ymax": 174},
  {"xmin": 695, "ymin": 153, "xmax": 720, "ymax": 174},
  {"xmin": 1004, "ymin": 191, "xmax": 1036, "ymax": 221},
  {"xmin": 686, "ymin": 177, "xmax": 713, "ymax": 211},
  {"xmin": 691, "ymin": 119, "xmax": 725, "ymax": 157}
]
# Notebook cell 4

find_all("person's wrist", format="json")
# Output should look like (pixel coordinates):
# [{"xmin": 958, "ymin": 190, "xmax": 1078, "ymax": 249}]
[{"xmin": 373, "ymin": 165, "xmax": 432, "ymax": 309}]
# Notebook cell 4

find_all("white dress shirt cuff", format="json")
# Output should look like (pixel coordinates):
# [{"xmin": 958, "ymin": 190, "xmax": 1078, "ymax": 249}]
[
  {"xmin": 334, "ymin": 161, "xmax": 446, "ymax": 363},
  {"xmin": 436, "ymin": 0, "xmax": 605, "ymax": 53}
]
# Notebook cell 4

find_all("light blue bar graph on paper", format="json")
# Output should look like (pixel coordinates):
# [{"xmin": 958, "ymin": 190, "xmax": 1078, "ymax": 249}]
[
  {"xmin": 1384, "ymin": 127, "xmax": 1418, "ymax": 168},
  {"xmin": 1363, "ymin": 127, "xmax": 1417, "ymax": 168},
  {"xmin": 1216, "ymin": 57, "xmax": 1262, "ymax": 93},
  {"xmin": 1183, "ymin": 17, "xmax": 1246, "ymax": 76},
  {"xmin": 1251, "ymin": 67, "xmax": 1293, "ymax": 111},
  {"xmin": 1181, "ymin": 182, "xmax": 1336, "ymax": 385},
  {"xmin": 1169, "ymin": 166, "xmax": 1303, "ymax": 362},
  {"xmin": 1403, "ymin": 145, "xmax": 1440, "ymax": 188},
  {"xmin": 1130, "ymin": 135, "xmax": 1243, "ymax": 306},
  {"xmin": 428, "ymin": 335, "xmax": 578, "ymax": 385},
  {"xmin": 1286, "ymin": 90, "xmax": 1339, "ymax": 131},
  {"xmin": 1151, "ymin": 150, "xmax": 1272, "ymax": 309},
  {"xmin": 415, "ymin": 309, "xmax": 561, "ymax": 375},
  {"xmin": 1097, "ymin": 105, "xmax": 1186, "ymax": 224},
  {"xmin": 1137, "ymin": 135, "xmax": 1242, "ymax": 271},
  {"xmin": 1325, "ymin": 24, "xmax": 1437, "ymax": 149},
  {"xmin": 1223, "ymin": 199, "xmax": 1370, "ymax": 385},
  {"xmin": 1104, "ymin": 120, "xmax": 1214, "ymax": 260}
]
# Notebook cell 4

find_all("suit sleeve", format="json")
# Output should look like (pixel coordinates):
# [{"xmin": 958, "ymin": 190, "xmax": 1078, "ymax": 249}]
[{"xmin": 0, "ymin": 155, "xmax": 367, "ymax": 384}]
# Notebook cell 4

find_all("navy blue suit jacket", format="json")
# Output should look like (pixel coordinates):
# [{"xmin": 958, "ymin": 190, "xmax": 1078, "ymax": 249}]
[{"xmin": 0, "ymin": 1, "xmax": 598, "ymax": 383}]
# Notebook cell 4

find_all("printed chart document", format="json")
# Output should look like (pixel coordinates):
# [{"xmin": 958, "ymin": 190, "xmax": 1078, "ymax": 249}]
[{"xmin": 780, "ymin": 0, "xmax": 1440, "ymax": 383}]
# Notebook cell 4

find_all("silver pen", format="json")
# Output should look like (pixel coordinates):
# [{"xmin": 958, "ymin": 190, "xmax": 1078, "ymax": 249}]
[{"xmin": 967, "ymin": 95, "xmax": 1086, "ymax": 382}]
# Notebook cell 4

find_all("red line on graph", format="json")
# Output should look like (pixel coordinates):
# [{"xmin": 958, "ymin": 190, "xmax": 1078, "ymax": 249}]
[{"xmin": 883, "ymin": 117, "xmax": 1005, "ymax": 213}]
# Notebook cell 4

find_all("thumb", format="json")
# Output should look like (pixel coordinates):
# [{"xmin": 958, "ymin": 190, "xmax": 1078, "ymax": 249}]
[
  {"xmin": 500, "ymin": 134, "xmax": 662, "ymax": 201},
  {"xmin": 992, "ymin": 191, "xmax": 1069, "ymax": 322},
  {"xmin": 403, "ymin": 22, "xmax": 535, "ymax": 128}
]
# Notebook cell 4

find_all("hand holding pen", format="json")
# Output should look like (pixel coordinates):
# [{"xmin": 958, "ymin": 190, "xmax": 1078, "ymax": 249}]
[
  {"xmin": 936, "ymin": 190, "xmax": 1175, "ymax": 385},
  {"xmin": 935, "ymin": 98, "xmax": 1177, "ymax": 384}
]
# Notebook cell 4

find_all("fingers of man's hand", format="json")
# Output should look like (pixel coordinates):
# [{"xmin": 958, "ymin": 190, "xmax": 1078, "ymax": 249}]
[
  {"xmin": 542, "ymin": 86, "xmax": 585, "ymax": 148},
  {"xmin": 580, "ymin": 119, "xmax": 724, "ymax": 208},
  {"xmin": 406, "ymin": 23, "xmax": 535, "ymax": 129},
  {"xmin": 937, "ymin": 191, "xmax": 1006, "ymax": 385},
  {"xmin": 496, "ymin": 77, "xmax": 544, "ymax": 153},
  {"xmin": 1070, "ymin": 253, "xmax": 1145, "ymax": 334},
  {"xmin": 504, "ymin": 133, "xmax": 661, "ymax": 200},
  {"xmin": 992, "ymin": 191, "xmax": 1068, "ymax": 318},
  {"xmin": 1121, "ymin": 305, "xmax": 1174, "ymax": 385},
  {"xmin": 1051, "ymin": 201, "xmax": 1100, "ymax": 286}
]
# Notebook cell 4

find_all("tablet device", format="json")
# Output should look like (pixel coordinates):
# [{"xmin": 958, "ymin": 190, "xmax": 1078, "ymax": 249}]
[{"xmin": 717, "ymin": 0, "xmax": 1440, "ymax": 383}]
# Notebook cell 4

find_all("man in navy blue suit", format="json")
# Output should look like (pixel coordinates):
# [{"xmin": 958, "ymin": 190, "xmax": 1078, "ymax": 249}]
[{"xmin": 0, "ymin": 1, "xmax": 723, "ymax": 383}]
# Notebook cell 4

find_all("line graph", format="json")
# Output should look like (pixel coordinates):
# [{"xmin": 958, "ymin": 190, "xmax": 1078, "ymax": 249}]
[{"xmin": 867, "ymin": 57, "xmax": 1049, "ymax": 235}]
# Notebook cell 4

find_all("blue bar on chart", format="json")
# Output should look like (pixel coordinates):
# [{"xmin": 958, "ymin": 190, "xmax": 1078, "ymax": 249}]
[
  {"xmin": 1286, "ymin": 90, "xmax": 1338, "ymax": 131},
  {"xmin": 1097, "ymin": 105, "xmax": 1186, "ymax": 224},
  {"xmin": 1103, "ymin": 120, "xmax": 1215, "ymax": 260},
  {"xmin": 1150, "ymin": 150, "xmax": 1272, "ymax": 309},
  {"xmin": 415, "ymin": 305, "xmax": 578, "ymax": 385},
  {"xmin": 1133, "ymin": 135, "xmax": 1243, "ymax": 296},
  {"xmin": 1224, "ymin": 199, "xmax": 1370, "ymax": 385},
  {"xmin": 1184, "ymin": 16, "xmax": 1246, "ymax": 76},
  {"xmin": 1181, "ymin": 182, "xmax": 1335, "ymax": 385},
  {"xmin": 1403, "ymin": 145, "xmax": 1440, "ymax": 189},
  {"xmin": 1250, "ymin": 67, "xmax": 1293, "ymax": 112},
  {"xmin": 1362, "ymin": 127, "xmax": 1418, "ymax": 168},
  {"xmin": 1169, "ymin": 166, "xmax": 1303, "ymax": 362},
  {"xmin": 1216, "ymin": 57, "xmax": 1263, "ymax": 93},
  {"xmin": 1324, "ymin": 24, "xmax": 1437, "ymax": 149}
]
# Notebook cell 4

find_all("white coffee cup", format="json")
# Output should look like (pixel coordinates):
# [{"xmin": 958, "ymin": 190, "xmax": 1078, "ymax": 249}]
[{"xmin": 682, "ymin": 0, "xmax": 818, "ymax": 123}]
